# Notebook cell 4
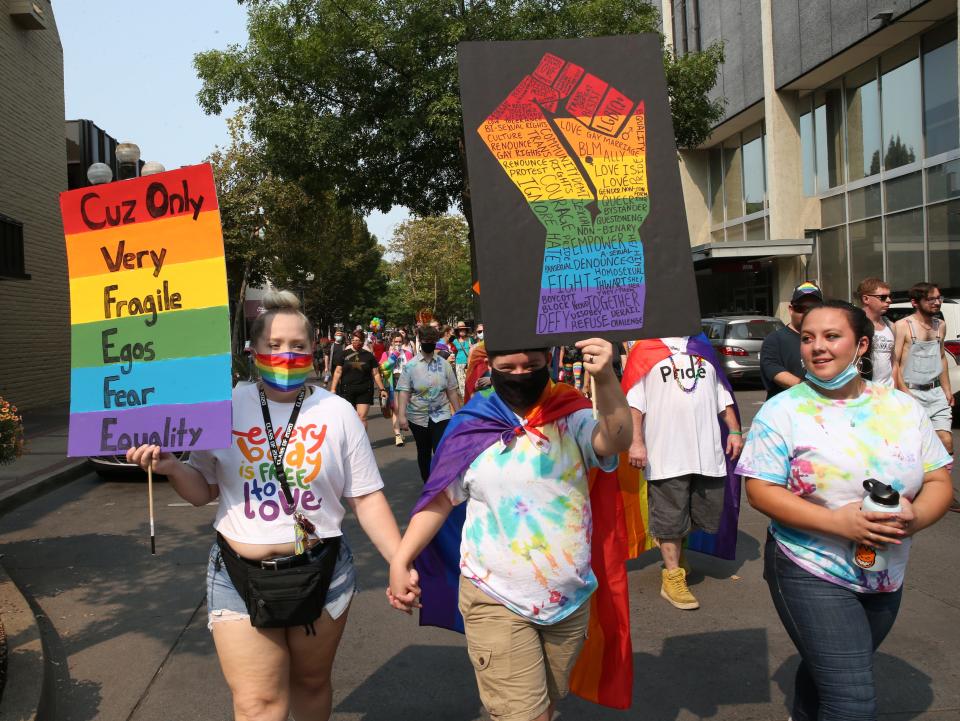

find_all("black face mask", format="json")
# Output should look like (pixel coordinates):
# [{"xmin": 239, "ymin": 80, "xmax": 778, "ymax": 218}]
[
  {"xmin": 491, "ymin": 366, "xmax": 550, "ymax": 413},
  {"xmin": 421, "ymin": 342, "xmax": 436, "ymax": 354}
]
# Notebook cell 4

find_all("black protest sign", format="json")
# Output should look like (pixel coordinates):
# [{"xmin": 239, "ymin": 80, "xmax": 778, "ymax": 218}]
[{"xmin": 460, "ymin": 35, "xmax": 701, "ymax": 351}]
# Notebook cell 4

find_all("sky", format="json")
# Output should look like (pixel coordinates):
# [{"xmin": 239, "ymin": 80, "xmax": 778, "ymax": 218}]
[{"xmin": 55, "ymin": 0, "xmax": 408, "ymax": 245}]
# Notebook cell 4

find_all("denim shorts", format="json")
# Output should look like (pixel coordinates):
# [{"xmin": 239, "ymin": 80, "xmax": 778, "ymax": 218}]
[{"xmin": 206, "ymin": 536, "xmax": 357, "ymax": 629}]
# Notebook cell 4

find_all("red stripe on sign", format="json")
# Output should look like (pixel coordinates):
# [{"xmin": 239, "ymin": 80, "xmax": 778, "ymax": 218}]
[{"xmin": 60, "ymin": 164, "xmax": 220, "ymax": 236}]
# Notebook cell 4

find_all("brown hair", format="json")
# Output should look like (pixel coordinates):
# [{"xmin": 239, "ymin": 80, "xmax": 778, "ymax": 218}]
[
  {"xmin": 855, "ymin": 277, "xmax": 888, "ymax": 301},
  {"xmin": 909, "ymin": 282, "xmax": 939, "ymax": 303},
  {"xmin": 249, "ymin": 290, "xmax": 314, "ymax": 346}
]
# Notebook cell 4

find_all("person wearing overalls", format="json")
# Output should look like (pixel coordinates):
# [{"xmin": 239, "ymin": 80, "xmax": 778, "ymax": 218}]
[{"xmin": 893, "ymin": 283, "xmax": 960, "ymax": 512}]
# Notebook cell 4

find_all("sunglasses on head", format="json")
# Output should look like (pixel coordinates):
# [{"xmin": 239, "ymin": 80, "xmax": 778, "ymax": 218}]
[{"xmin": 866, "ymin": 293, "xmax": 892, "ymax": 301}]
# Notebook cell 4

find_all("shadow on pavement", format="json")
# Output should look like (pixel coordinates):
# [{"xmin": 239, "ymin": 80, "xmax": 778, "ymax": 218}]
[
  {"xmin": 337, "ymin": 629, "xmax": 771, "ymax": 721},
  {"xmin": 0, "ymin": 522, "xmax": 211, "ymax": 720},
  {"xmin": 772, "ymin": 651, "xmax": 933, "ymax": 720}
]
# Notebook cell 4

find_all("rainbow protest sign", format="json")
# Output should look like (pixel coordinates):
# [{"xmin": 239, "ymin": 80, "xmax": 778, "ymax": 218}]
[{"xmin": 61, "ymin": 164, "xmax": 232, "ymax": 457}]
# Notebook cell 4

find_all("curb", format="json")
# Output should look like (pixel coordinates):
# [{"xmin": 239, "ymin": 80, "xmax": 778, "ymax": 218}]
[
  {"xmin": 0, "ymin": 460, "xmax": 90, "ymax": 518},
  {"xmin": 0, "ymin": 560, "xmax": 43, "ymax": 721}
]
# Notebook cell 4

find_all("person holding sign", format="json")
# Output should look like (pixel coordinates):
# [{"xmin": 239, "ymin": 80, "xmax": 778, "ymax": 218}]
[
  {"xmin": 127, "ymin": 290, "xmax": 403, "ymax": 721},
  {"xmin": 388, "ymin": 338, "xmax": 631, "ymax": 721}
]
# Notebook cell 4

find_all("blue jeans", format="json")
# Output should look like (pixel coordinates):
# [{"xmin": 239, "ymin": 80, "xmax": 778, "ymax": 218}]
[{"xmin": 764, "ymin": 535, "xmax": 902, "ymax": 721}]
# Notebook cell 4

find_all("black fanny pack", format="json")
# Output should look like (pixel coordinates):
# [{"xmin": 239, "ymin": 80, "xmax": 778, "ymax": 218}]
[{"xmin": 216, "ymin": 532, "xmax": 341, "ymax": 630}]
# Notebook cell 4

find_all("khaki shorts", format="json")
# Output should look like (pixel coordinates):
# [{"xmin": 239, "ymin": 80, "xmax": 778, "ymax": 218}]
[{"xmin": 458, "ymin": 576, "xmax": 590, "ymax": 721}]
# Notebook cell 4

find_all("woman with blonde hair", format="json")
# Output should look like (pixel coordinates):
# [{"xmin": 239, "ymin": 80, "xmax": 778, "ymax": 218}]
[{"xmin": 127, "ymin": 289, "xmax": 403, "ymax": 721}]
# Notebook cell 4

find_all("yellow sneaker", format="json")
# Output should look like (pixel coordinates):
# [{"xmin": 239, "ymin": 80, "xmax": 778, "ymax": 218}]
[{"xmin": 661, "ymin": 568, "xmax": 700, "ymax": 610}]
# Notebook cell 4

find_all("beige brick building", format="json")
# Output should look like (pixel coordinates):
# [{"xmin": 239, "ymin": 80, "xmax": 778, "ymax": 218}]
[{"xmin": 0, "ymin": 0, "xmax": 69, "ymax": 410}]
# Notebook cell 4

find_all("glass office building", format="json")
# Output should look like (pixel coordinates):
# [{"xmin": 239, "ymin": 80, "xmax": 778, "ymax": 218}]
[{"xmin": 663, "ymin": 1, "xmax": 960, "ymax": 316}]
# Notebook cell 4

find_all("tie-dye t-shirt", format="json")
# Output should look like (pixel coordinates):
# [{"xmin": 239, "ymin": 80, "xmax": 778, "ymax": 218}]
[
  {"xmin": 396, "ymin": 353, "xmax": 458, "ymax": 426},
  {"xmin": 736, "ymin": 382, "xmax": 950, "ymax": 592},
  {"xmin": 445, "ymin": 408, "xmax": 617, "ymax": 624}
]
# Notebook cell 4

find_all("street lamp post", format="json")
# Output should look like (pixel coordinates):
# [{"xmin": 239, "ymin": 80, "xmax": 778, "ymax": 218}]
[
  {"xmin": 115, "ymin": 142, "xmax": 141, "ymax": 180},
  {"xmin": 86, "ymin": 162, "xmax": 113, "ymax": 186},
  {"xmin": 141, "ymin": 161, "xmax": 166, "ymax": 177}
]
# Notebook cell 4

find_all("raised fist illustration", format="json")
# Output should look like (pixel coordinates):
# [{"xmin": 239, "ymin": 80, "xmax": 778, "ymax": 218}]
[{"xmin": 478, "ymin": 53, "xmax": 648, "ymax": 335}]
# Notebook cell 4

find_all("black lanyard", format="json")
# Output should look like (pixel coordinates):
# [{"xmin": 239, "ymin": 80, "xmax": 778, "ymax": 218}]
[{"xmin": 258, "ymin": 384, "xmax": 306, "ymax": 506}]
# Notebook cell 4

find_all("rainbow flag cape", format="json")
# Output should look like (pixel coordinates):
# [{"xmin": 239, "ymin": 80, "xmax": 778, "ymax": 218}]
[
  {"xmin": 462, "ymin": 341, "xmax": 489, "ymax": 403},
  {"xmin": 619, "ymin": 334, "xmax": 742, "ymax": 560},
  {"xmin": 413, "ymin": 381, "xmax": 634, "ymax": 708}
]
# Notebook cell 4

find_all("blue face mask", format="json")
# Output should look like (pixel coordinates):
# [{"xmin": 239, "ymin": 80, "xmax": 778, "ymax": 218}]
[{"xmin": 805, "ymin": 348, "xmax": 861, "ymax": 391}]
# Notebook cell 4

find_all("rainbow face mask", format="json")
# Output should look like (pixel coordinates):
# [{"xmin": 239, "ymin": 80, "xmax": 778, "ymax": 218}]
[{"xmin": 255, "ymin": 352, "xmax": 313, "ymax": 391}]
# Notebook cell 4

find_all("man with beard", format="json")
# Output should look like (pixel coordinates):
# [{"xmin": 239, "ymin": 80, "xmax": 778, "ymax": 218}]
[
  {"xmin": 388, "ymin": 338, "xmax": 631, "ymax": 721},
  {"xmin": 893, "ymin": 282, "xmax": 959, "ymax": 511},
  {"xmin": 626, "ymin": 336, "xmax": 743, "ymax": 610}
]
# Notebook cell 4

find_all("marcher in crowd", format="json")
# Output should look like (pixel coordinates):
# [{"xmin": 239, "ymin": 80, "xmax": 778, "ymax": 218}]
[
  {"xmin": 126, "ymin": 290, "xmax": 404, "ymax": 721},
  {"xmin": 626, "ymin": 336, "xmax": 742, "ymax": 610},
  {"xmin": 379, "ymin": 331, "xmax": 414, "ymax": 447},
  {"xmin": 399, "ymin": 327, "xmax": 416, "ymax": 357},
  {"xmin": 389, "ymin": 339, "xmax": 632, "ymax": 721},
  {"xmin": 396, "ymin": 325, "xmax": 461, "ymax": 481},
  {"xmin": 331, "ymin": 329, "xmax": 387, "ymax": 428},
  {"xmin": 892, "ymin": 282, "xmax": 959, "ymax": 511},
  {"xmin": 325, "ymin": 327, "xmax": 346, "ymax": 388},
  {"xmin": 452, "ymin": 321, "xmax": 474, "ymax": 396},
  {"xmin": 437, "ymin": 324, "xmax": 454, "ymax": 361},
  {"xmin": 738, "ymin": 300, "xmax": 953, "ymax": 721},
  {"xmin": 760, "ymin": 282, "xmax": 823, "ymax": 399},
  {"xmin": 857, "ymin": 277, "xmax": 895, "ymax": 385}
]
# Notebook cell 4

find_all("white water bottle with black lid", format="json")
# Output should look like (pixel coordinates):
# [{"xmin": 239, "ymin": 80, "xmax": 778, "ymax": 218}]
[{"xmin": 852, "ymin": 479, "xmax": 902, "ymax": 572}]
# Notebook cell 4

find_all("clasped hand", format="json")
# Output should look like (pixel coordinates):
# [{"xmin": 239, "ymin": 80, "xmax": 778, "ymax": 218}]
[
  {"xmin": 833, "ymin": 497, "xmax": 917, "ymax": 548},
  {"xmin": 386, "ymin": 562, "xmax": 421, "ymax": 614}
]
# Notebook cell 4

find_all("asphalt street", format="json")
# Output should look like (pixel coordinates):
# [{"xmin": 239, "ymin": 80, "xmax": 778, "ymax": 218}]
[{"xmin": 1, "ymin": 386, "xmax": 958, "ymax": 720}]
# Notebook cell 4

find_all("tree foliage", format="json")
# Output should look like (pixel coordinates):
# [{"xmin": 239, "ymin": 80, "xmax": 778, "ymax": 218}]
[
  {"xmin": 384, "ymin": 214, "xmax": 473, "ymax": 325},
  {"xmin": 195, "ymin": 0, "xmax": 725, "ymax": 221},
  {"xmin": 207, "ymin": 110, "xmax": 387, "ymax": 344}
]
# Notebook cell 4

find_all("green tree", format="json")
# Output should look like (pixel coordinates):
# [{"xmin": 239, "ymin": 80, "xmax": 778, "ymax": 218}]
[
  {"xmin": 195, "ymin": 0, "xmax": 725, "ymax": 224},
  {"xmin": 208, "ymin": 110, "xmax": 387, "ymax": 345},
  {"xmin": 386, "ymin": 214, "xmax": 473, "ymax": 323}
]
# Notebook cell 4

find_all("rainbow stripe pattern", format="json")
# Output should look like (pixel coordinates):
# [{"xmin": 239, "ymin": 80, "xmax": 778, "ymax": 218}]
[
  {"xmin": 478, "ymin": 53, "xmax": 648, "ymax": 336},
  {"xmin": 254, "ymin": 352, "xmax": 313, "ymax": 391},
  {"xmin": 61, "ymin": 164, "xmax": 232, "ymax": 457}
]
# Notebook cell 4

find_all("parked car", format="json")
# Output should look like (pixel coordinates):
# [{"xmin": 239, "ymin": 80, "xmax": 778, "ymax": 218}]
[
  {"xmin": 885, "ymin": 300, "xmax": 960, "ymax": 420},
  {"xmin": 701, "ymin": 315, "xmax": 785, "ymax": 381},
  {"xmin": 88, "ymin": 451, "xmax": 190, "ymax": 480}
]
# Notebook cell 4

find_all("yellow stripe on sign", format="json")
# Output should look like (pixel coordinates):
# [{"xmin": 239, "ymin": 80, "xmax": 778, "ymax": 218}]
[{"xmin": 69, "ymin": 256, "xmax": 228, "ymax": 325}]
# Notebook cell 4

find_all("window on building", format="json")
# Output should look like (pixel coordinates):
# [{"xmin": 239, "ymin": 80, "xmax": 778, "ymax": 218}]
[
  {"xmin": 849, "ymin": 218, "xmax": 884, "ymax": 284},
  {"xmin": 848, "ymin": 184, "xmax": 881, "ymax": 221},
  {"xmin": 0, "ymin": 213, "xmax": 27, "ymax": 279},
  {"xmin": 881, "ymin": 42, "xmax": 922, "ymax": 171},
  {"xmin": 742, "ymin": 123, "xmax": 766, "ymax": 214},
  {"xmin": 885, "ymin": 171, "xmax": 923, "ymax": 213},
  {"xmin": 923, "ymin": 22, "xmax": 959, "ymax": 158},
  {"xmin": 672, "ymin": 1, "xmax": 701, "ymax": 56},
  {"xmin": 927, "ymin": 158, "xmax": 960, "ymax": 203},
  {"xmin": 845, "ymin": 61, "xmax": 882, "ymax": 182},
  {"xmin": 886, "ymin": 208, "xmax": 926, "ymax": 291},
  {"xmin": 800, "ymin": 109, "xmax": 816, "ymax": 196},
  {"xmin": 821, "ymin": 194, "xmax": 846, "ymax": 228},
  {"xmin": 723, "ymin": 142, "xmax": 744, "ymax": 221},
  {"xmin": 815, "ymin": 85, "xmax": 845, "ymax": 190},
  {"xmin": 818, "ymin": 227, "xmax": 849, "ymax": 299},
  {"xmin": 745, "ymin": 218, "xmax": 766, "ymax": 241},
  {"xmin": 927, "ymin": 199, "xmax": 960, "ymax": 288}
]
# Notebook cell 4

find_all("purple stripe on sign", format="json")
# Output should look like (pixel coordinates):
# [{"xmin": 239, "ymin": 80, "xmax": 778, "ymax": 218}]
[
  {"xmin": 68, "ymin": 400, "xmax": 232, "ymax": 457},
  {"xmin": 536, "ymin": 283, "xmax": 645, "ymax": 334}
]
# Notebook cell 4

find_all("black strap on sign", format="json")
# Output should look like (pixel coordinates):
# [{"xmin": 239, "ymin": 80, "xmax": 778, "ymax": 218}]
[{"xmin": 257, "ymin": 384, "xmax": 305, "ymax": 508}]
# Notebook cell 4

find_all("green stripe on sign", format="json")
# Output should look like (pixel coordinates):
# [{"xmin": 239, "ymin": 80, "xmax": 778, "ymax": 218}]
[{"xmin": 71, "ymin": 305, "xmax": 231, "ymax": 368}]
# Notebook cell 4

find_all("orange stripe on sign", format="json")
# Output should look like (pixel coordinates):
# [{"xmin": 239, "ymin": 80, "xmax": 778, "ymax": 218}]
[
  {"xmin": 60, "ymin": 164, "xmax": 219, "ymax": 236},
  {"xmin": 65, "ymin": 210, "xmax": 225, "ymax": 279}
]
